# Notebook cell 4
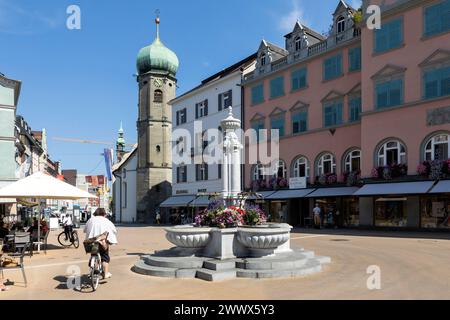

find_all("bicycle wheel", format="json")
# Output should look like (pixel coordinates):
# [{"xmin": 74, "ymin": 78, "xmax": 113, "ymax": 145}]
[
  {"xmin": 57, "ymin": 232, "xmax": 72, "ymax": 248},
  {"xmin": 72, "ymin": 231, "xmax": 80, "ymax": 249},
  {"xmin": 90, "ymin": 255, "xmax": 101, "ymax": 291}
]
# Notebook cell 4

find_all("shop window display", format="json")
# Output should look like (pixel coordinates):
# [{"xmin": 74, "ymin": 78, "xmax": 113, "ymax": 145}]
[
  {"xmin": 269, "ymin": 201, "xmax": 288, "ymax": 223},
  {"xmin": 421, "ymin": 196, "xmax": 450, "ymax": 229},
  {"xmin": 342, "ymin": 197, "xmax": 359, "ymax": 227},
  {"xmin": 375, "ymin": 199, "xmax": 407, "ymax": 227}
]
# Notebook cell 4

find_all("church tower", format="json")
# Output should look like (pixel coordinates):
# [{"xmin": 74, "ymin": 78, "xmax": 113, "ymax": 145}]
[
  {"xmin": 135, "ymin": 15, "xmax": 178, "ymax": 222},
  {"xmin": 116, "ymin": 122, "xmax": 126, "ymax": 162}
]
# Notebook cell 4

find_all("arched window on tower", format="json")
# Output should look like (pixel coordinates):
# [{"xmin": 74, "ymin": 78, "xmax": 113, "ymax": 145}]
[{"xmin": 154, "ymin": 89, "xmax": 163, "ymax": 103}]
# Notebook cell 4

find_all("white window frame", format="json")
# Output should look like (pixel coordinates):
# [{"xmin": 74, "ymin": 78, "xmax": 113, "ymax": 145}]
[
  {"xmin": 344, "ymin": 149, "xmax": 361, "ymax": 172},
  {"xmin": 252, "ymin": 163, "xmax": 264, "ymax": 181},
  {"xmin": 337, "ymin": 16, "xmax": 345, "ymax": 33},
  {"xmin": 317, "ymin": 153, "xmax": 336, "ymax": 175},
  {"xmin": 272, "ymin": 160, "xmax": 287, "ymax": 179},
  {"xmin": 261, "ymin": 53, "xmax": 266, "ymax": 66},
  {"xmin": 377, "ymin": 140, "xmax": 406, "ymax": 166},
  {"xmin": 292, "ymin": 157, "xmax": 309, "ymax": 179},
  {"xmin": 425, "ymin": 134, "xmax": 450, "ymax": 161},
  {"xmin": 295, "ymin": 37, "xmax": 301, "ymax": 51}
]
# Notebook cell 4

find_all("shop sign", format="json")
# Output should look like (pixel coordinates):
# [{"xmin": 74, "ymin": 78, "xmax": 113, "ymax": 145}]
[{"xmin": 289, "ymin": 177, "xmax": 306, "ymax": 189}]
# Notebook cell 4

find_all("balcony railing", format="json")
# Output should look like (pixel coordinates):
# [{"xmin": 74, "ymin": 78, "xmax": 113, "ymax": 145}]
[
  {"xmin": 243, "ymin": 27, "xmax": 361, "ymax": 83},
  {"xmin": 271, "ymin": 57, "xmax": 287, "ymax": 71},
  {"xmin": 308, "ymin": 41, "xmax": 328, "ymax": 56}
]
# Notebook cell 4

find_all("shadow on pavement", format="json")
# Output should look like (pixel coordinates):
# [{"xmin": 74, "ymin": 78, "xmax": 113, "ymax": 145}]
[
  {"xmin": 53, "ymin": 275, "xmax": 106, "ymax": 293},
  {"xmin": 292, "ymin": 227, "xmax": 450, "ymax": 240}
]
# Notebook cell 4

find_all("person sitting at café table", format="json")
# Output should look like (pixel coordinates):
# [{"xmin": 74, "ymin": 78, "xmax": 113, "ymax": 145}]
[{"xmin": 0, "ymin": 221, "xmax": 9, "ymax": 240}]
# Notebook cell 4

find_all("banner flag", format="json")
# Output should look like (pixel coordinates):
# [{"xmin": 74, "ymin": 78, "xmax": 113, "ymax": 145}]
[{"xmin": 104, "ymin": 148, "xmax": 113, "ymax": 181}]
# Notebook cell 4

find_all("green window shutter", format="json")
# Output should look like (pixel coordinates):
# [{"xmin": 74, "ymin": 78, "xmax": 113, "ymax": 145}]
[
  {"xmin": 349, "ymin": 96, "xmax": 361, "ymax": 122},
  {"xmin": 324, "ymin": 105, "xmax": 333, "ymax": 127},
  {"xmin": 291, "ymin": 68, "xmax": 307, "ymax": 91},
  {"xmin": 218, "ymin": 93, "xmax": 222, "ymax": 111},
  {"xmin": 336, "ymin": 102, "xmax": 343, "ymax": 124},
  {"xmin": 425, "ymin": 0, "xmax": 450, "ymax": 36},
  {"xmin": 324, "ymin": 55, "xmax": 342, "ymax": 80},
  {"xmin": 376, "ymin": 82, "xmax": 389, "ymax": 108},
  {"xmin": 292, "ymin": 112, "xmax": 307, "ymax": 134},
  {"xmin": 375, "ymin": 18, "xmax": 403, "ymax": 53},
  {"xmin": 440, "ymin": 66, "xmax": 450, "ymax": 96},
  {"xmin": 389, "ymin": 79, "xmax": 403, "ymax": 106},
  {"xmin": 389, "ymin": 19, "xmax": 403, "ymax": 48},
  {"xmin": 251, "ymin": 84, "xmax": 264, "ymax": 105},
  {"xmin": 425, "ymin": 3, "xmax": 441, "ymax": 36},
  {"xmin": 270, "ymin": 76, "xmax": 284, "ymax": 98},
  {"xmin": 424, "ymin": 69, "xmax": 439, "ymax": 99},
  {"xmin": 349, "ymin": 47, "xmax": 361, "ymax": 72},
  {"xmin": 271, "ymin": 117, "xmax": 285, "ymax": 137}
]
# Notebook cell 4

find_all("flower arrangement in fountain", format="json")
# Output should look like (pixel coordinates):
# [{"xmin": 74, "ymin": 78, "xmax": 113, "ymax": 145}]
[
  {"xmin": 194, "ymin": 201, "xmax": 267, "ymax": 229},
  {"xmin": 242, "ymin": 205, "xmax": 267, "ymax": 226}
]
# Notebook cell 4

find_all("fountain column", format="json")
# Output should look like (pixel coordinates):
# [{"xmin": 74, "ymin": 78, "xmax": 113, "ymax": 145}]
[{"xmin": 221, "ymin": 107, "xmax": 242, "ymax": 206}]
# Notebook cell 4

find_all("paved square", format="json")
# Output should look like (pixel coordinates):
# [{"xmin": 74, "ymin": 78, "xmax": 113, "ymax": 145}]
[{"xmin": 2, "ymin": 226, "xmax": 449, "ymax": 300}]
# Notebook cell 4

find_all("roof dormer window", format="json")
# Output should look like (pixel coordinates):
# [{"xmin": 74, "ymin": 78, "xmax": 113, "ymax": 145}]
[
  {"xmin": 337, "ymin": 16, "xmax": 345, "ymax": 33},
  {"xmin": 295, "ymin": 37, "xmax": 301, "ymax": 51},
  {"xmin": 261, "ymin": 53, "xmax": 266, "ymax": 66}
]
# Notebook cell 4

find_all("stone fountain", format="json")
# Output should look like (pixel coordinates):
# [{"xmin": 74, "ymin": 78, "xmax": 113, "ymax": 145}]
[{"xmin": 132, "ymin": 107, "xmax": 330, "ymax": 281}]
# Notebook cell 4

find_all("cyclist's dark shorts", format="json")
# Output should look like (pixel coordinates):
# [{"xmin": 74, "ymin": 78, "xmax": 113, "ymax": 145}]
[{"xmin": 99, "ymin": 246, "xmax": 110, "ymax": 263}]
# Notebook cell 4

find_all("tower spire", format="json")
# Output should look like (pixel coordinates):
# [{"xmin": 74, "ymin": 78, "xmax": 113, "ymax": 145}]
[{"xmin": 155, "ymin": 9, "xmax": 160, "ymax": 40}]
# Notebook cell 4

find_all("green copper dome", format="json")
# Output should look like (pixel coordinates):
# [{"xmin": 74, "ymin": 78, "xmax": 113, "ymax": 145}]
[{"xmin": 136, "ymin": 32, "xmax": 179, "ymax": 76}]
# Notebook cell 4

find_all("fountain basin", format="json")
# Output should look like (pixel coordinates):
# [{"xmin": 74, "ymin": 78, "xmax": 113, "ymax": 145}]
[
  {"xmin": 165, "ymin": 226, "xmax": 212, "ymax": 249},
  {"xmin": 237, "ymin": 224, "xmax": 293, "ymax": 257}
]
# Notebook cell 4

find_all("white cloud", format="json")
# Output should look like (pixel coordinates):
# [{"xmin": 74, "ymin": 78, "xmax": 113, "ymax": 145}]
[
  {"xmin": 0, "ymin": 0, "xmax": 61, "ymax": 35},
  {"xmin": 278, "ymin": 0, "xmax": 308, "ymax": 32}
]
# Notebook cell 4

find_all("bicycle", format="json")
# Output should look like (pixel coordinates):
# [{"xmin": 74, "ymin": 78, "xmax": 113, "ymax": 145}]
[
  {"xmin": 83, "ymin": 232, "xmax": 108, "ymax": 291},
  {"xmin": 57, "ymin": 227, "xmax": 80, "ymax": 249}
]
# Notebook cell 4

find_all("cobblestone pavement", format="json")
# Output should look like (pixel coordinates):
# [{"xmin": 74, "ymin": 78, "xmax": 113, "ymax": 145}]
[{"xmin": 2, "ymin": 226, "xmax": 449, "ymax": 300}]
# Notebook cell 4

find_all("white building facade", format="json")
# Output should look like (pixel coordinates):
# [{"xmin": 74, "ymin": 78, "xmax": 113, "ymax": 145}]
[
  {"xmin": 166, "ymin": 55, "xmax": 256, "ymax": 207},
  {"xmin": 113, "ymin": 147, "xmax": 138, "ymax": 223}
]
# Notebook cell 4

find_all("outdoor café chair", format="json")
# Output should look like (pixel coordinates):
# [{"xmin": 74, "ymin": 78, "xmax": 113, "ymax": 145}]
[
  {"xmin": 1, "ymin": 241, "xmax": 32, "ymax": 287},
  {"xmin": 33, "ymin": 230, "xmax": 50, "ymax": 255}
]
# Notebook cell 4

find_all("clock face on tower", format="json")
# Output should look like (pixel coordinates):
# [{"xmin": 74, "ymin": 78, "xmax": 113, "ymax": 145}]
[{"xmin": 153, "ymin": 78, "xmax": 163, "ymax": 88}]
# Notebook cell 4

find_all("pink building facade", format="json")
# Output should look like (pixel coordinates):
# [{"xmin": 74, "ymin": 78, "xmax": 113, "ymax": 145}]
[{"xmin": 243, "ymin": 0, "xmax": 450, "ymax": 229}]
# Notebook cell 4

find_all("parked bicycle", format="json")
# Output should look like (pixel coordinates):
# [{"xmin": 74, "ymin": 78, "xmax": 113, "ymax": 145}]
[{"xmin": 57, "ymin": 228, "xmax": 80, "ymax": 248}]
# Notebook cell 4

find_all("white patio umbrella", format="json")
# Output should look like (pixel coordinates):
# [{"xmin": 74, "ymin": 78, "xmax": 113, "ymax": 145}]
[{"xmin": 0, "ymin": 172, "xmax": 98, "ymax": 252}]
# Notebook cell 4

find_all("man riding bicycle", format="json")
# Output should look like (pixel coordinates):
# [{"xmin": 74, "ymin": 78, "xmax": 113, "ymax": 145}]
[
  {"xmin": 62, "ymin": 213, "xmax": 74, "ymax": 242},
  {"xmin": 84, "ymin": 208, "xmax": 118, "ymax": 279}
]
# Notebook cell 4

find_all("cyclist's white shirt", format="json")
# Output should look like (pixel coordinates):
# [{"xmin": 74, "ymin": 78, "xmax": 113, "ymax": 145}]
[
  {"xmin": 84, "ymin": 216, "xmax": 118, "ymax": 244},
  {"xmin": 62, "ymin": 216, "xmax": 73, "ymax": 226}
]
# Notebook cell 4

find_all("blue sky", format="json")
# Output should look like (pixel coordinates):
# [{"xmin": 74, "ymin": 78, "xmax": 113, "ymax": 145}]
[{"xmin": 0, "ymin": 0, "xmax": 361, "ymax": 175}]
